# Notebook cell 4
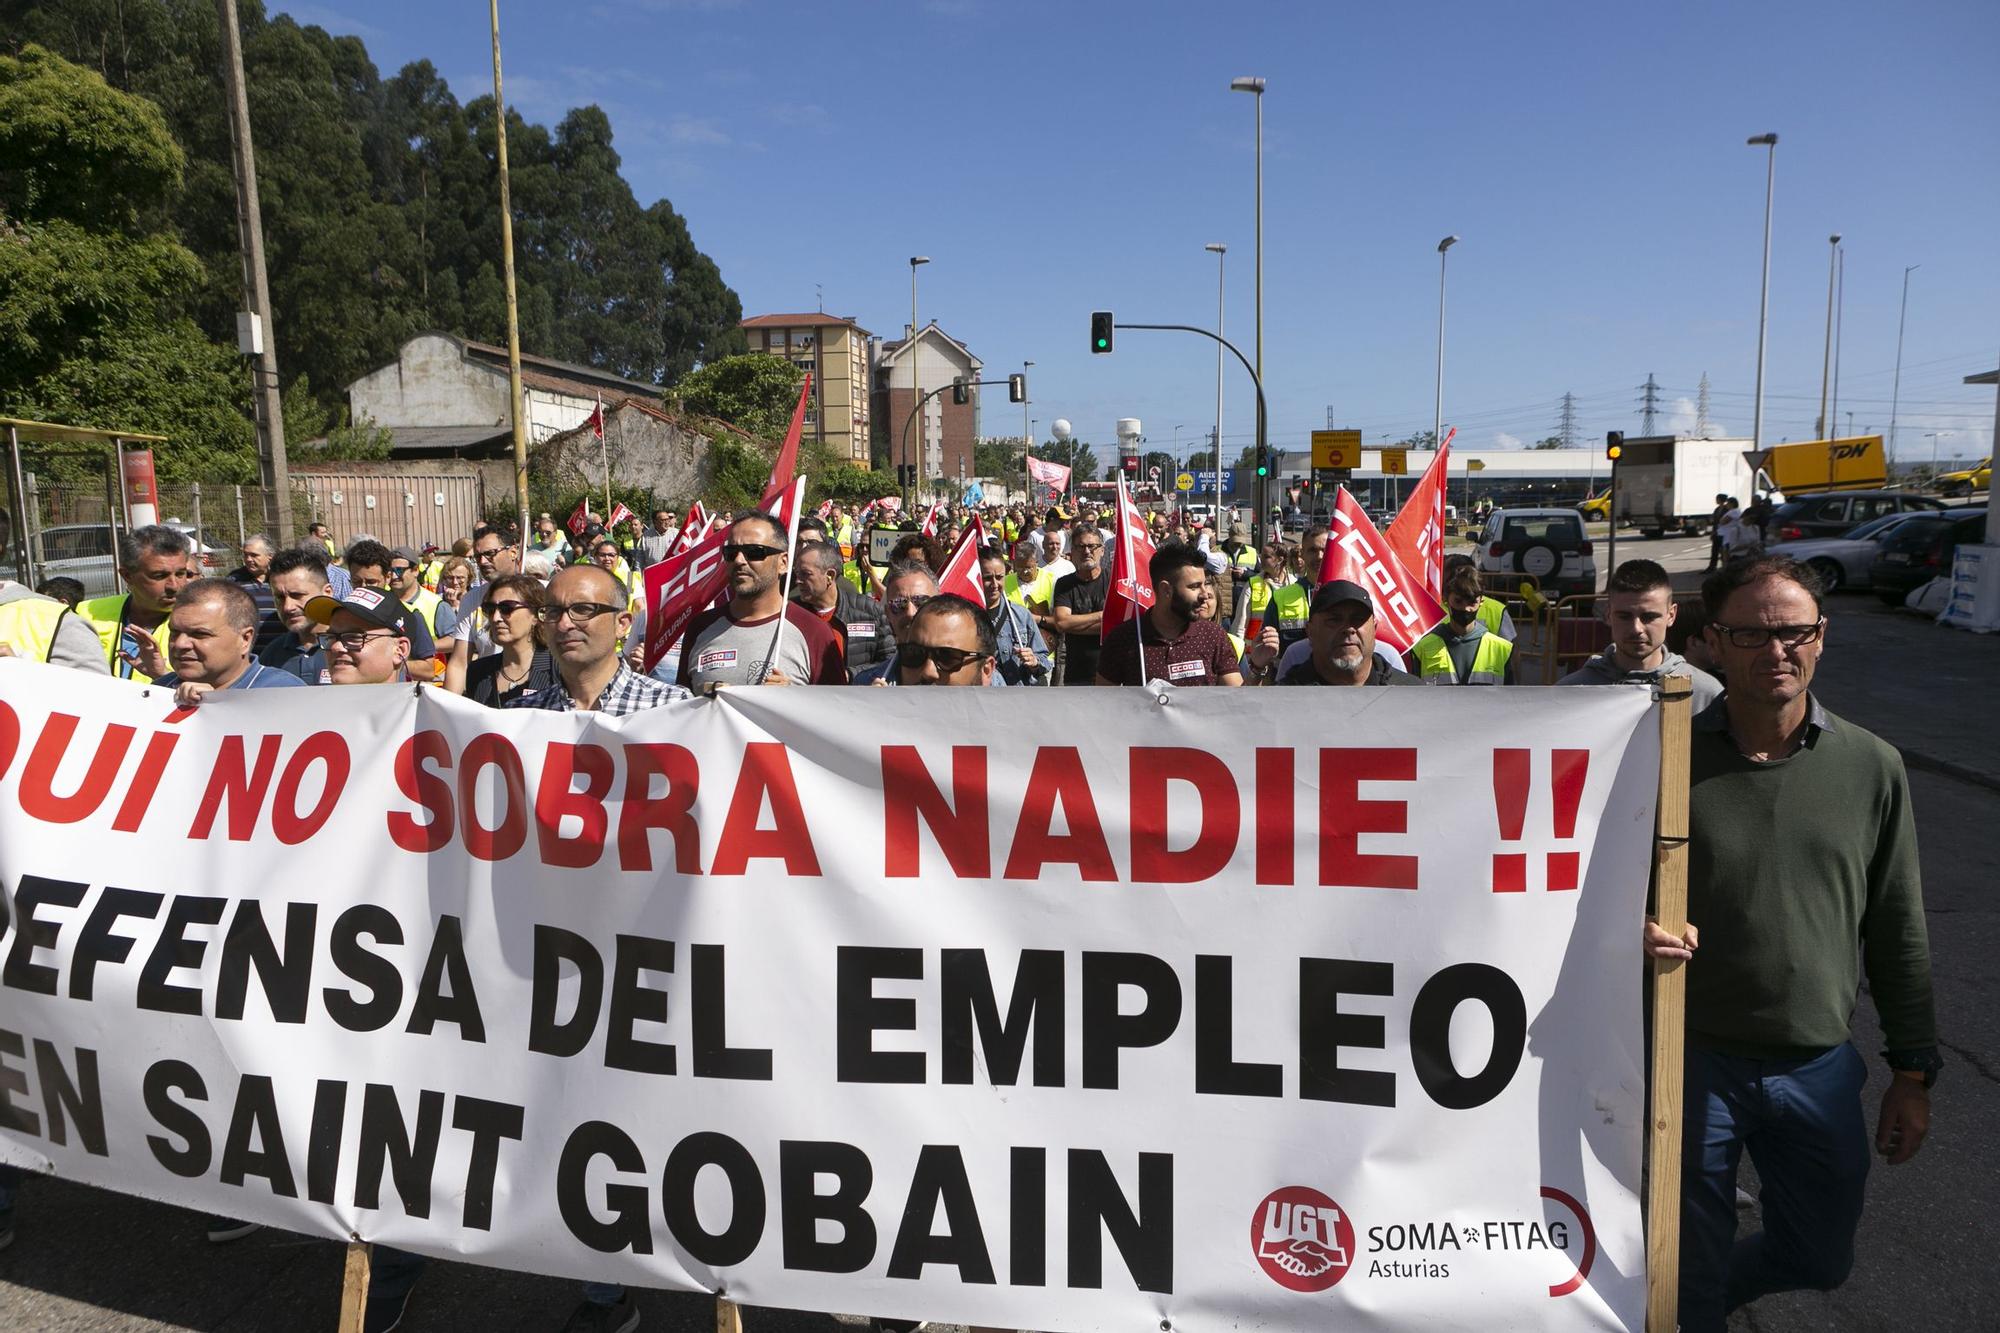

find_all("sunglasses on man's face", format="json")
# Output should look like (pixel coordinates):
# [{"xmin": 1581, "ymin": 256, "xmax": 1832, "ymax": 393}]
[
  {"xmin": 900, "ymin": 644, "xmax": 991, "ymax": 674},
  {"xmin": 723, "ymin": 542, "xmax": 785, "ymax": 563}
]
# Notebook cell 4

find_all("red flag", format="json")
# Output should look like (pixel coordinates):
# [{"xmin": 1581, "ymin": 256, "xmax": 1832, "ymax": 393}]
[
  {"xmin": 642, "ymin": 483, "xmax": 807, "ymax": 672},
  {"xmin": 919, "ymin": 501, "xmax": 945, "ymax": 538},
  {"xmin": 566, "ymin": 498, "xmax": 590, "ymax": 538},
  {"xmin": 759, "ymin": 373, "xmax": 813, "ymax": 511},
  {"xmin": 1384, "ymin": 429, "xmax": 1452, "ymax": 602},
  {"xmin": 1318, "ymin": 487, "xmax": 1446, "ymax": 654},
  {"xmin": 1101, "ymin": 472, "xmax": 1157, "ymax": 641},
  {"xmin": 607, "ymin": 501, "xmax": 635, "ymax": 529},
  {"xmin": 666, "ymin": 501, "xmax": 708, "ymax": 559},
  {"xmin": 934, "ymin": 515, "xmax": 988, "ymax": 604},
  {"xmin": 815, "ymin": 499, "xmax": 833, "ymax": 520},
  {"xmin": 589, "ymin": 393, "xmax": 605, "ymax": 440}
]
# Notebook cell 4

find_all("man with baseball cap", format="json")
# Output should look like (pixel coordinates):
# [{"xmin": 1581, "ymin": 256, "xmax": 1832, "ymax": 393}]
[
  {"xmin": 1257, "ymin": 580, "xmax": 1421, "ymax": 686},
  {"xmin": 302, "ymin": 586, "xmax": 413, "ymax": 685}
]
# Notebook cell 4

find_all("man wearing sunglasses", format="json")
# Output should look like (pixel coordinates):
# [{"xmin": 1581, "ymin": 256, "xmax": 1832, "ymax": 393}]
[
  {"xmin": 509, "ymin": 563, "xmax": 688, "ymax": 714},
  {"xmin": 850, "ymin": 559, "xmax": 939, "ymax": 685},
  {"xmin": 1644, "ymin": 555, "xmax": 1937, "ymax": 1332},
  {"xmin": 1051, "ymin": 520, "xmax": 1112, "ymax": 686},
  {"xmin": 677, "ymin": 511, "xmax": 847, "ymax": 689},
  {"xmin": 895, "ymin": 594, "xmax": 997, "ymax": 686}
]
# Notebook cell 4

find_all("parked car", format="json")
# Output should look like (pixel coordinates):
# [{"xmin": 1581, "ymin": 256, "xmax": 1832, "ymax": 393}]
[
  {"xmin": 1869, "ymin": 508, "xmax": 1987, "ymax": 606},
  {"xmin": 1475, "ymin": 507, "xmax": 1597, "ymax": 600},
  {"xmin": 1767, "ymin": 510, "xmax": 1930, "ymax": 593},
  {"xmin": 1935, "ymin": 456, "xmax": 1990, "ymax": 498},
  {"xmin": 1766, "ymin": 490, "xmax": 1944, "ymax": 543},
  {"xmin": 2, "ymin": 519, "xmax": 223, "ymax": 598}
]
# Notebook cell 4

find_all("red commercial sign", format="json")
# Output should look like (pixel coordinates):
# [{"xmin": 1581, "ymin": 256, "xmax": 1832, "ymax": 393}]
[{"xmin": 121, "ymin": 448, "xmax": 160, "ymax": 512}]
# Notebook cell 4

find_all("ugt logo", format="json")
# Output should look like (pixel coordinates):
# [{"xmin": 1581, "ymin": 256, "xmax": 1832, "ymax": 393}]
[{"xmin": 1251, "ymin": 1186, "xmax": 1356, "ymax": 1292}]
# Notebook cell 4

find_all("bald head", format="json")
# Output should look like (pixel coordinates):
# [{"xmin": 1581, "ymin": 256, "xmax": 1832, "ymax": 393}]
[{"xmin": 551, "ymin": 561, "xmax": 626, "ymax": 608}]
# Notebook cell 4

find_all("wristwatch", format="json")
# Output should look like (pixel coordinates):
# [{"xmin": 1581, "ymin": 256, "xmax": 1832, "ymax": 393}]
[{"xmin": 1886, "ymin": 1050, "xmax": 1943, "ymax": 1089}]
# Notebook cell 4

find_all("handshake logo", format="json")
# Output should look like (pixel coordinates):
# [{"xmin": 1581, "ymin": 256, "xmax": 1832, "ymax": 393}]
[{"xmin": 1251, "ymin": 1186, "xmax": 1356, "ymax": 1292}]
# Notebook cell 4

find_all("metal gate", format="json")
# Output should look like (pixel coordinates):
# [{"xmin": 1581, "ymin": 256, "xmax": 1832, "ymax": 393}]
[{"xmin": 292, "ymin": 470, "xmax": 486, "ymax": 552}]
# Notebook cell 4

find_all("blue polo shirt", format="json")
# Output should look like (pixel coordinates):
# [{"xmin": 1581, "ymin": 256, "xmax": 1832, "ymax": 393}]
[{"xmin": 156, "ymin": 661, "xmax": 306, "ymax": 691}]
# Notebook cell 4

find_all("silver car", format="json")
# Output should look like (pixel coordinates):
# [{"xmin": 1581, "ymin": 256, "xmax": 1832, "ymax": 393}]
[
  {"xmin": 1766, "ymin": 509, "xmax": 1925, "ymax": 593},
  {"xmin": 3, "ymin": 519, "xmax": 224, "ymax": 598}
]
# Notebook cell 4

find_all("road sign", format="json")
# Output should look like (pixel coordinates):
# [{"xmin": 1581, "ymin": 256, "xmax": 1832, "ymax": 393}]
[
  {"xmin": 1380, "ymin": 447, "xmax": 1408, "ymax": 476},
  {"xmin": 1184, "ymin": 470, "xmax": 1234, "ymax": 492},
  {"xmin": 1467, "ymin": 459, "xmax": 1486, "ymax": 472},
  {"xmin": 1312, "ymin": 429, "xmax": 1362, "ymax": 469},
  {"xmin": 1175, "ymin": 472, "xmax": 1195, "ymax": 492}
]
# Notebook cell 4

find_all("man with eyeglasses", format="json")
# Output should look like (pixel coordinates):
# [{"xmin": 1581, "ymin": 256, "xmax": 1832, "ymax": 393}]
[
  {"xmin": 895, "ymin": 594, "xmax": 998, "ymax": 686},
  {"xmin": 472, "ymin": 525, "xmax": 522, "ymax": 588},
  {"xmin": 851, "ymin": 559, "xmax": 939, "ymax": 686},
  {"xmin": 1643, "ymin": 555, "xmax": 1937, "ymax": 1333},
  {"xmin": 389, "ymin": 544, "xmax": 460, "ymax": 655},
  {"xmin": 299, "ymin": 586, "xmax": 414, "ymax": 686},
  {"xmin": 1050, "ymin": 521, "xmax": 1112, "ymax": 686},
  {"xmin": 346, "ymin": 540, "xmax": 438, "ymax": 679},
  {"xmin": 510, "ymin": 563, "xmax": 688, "ymax": 716},
  {"xmin": 1557, "ymin": 558, "xmax": 1720, "ymax": 707},
  {"xmin": 978, "ymin": 548, "xmax": 1049, "ymax": 684},
  {"xmin": 677, "ymin": 511, "xmax": 846, "ymax": 690}
]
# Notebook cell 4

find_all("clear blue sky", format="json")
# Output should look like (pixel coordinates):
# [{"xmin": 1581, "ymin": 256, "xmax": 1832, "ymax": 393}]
[{"xmin": 283, "ymin": 0, "xmax": 1998, "ymax": 466}]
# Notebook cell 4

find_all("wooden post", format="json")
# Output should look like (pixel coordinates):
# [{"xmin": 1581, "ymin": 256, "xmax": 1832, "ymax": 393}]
[
  {"xmin": 337, "ymin": 1240, "xmax": 371, "ymax": 1333},
  {"xmin": 715, "ymin": 1295, "xmax": 743, "ymax": 1333},
  {"xmin": 1645, "ymin": 674, "xmax": 1693, "ymax": 1333}
]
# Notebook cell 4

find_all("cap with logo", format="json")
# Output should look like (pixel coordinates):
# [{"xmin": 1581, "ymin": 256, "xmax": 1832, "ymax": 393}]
[
  {"xmin": 1310, "ymin": 580, "xmax": 1375, "ymax": 617},
  {"xmin": 303, "ymin": 585, "xmax": 409, "ymax": 634}
]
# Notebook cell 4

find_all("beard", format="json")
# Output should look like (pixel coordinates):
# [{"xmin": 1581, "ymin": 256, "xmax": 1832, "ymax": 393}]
[{"xmin": 1328, "ymin": 650, "xmax": 1365, "ymax": 673}]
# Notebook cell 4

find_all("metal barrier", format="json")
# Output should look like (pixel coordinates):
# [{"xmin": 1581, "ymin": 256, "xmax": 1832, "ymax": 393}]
[{"xmin": 1541, "ymin": 594, "xmax": 1611, "ymax": 684}]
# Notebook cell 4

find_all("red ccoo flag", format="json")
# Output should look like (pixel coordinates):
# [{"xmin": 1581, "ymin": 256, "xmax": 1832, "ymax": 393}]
[
  {"xmin": 1384, "ymin": 427, "xmax": 1453, "ymax": 602},
  {"xmin": 919, "ymin": 500, "xmax": 945, "ymax": 538},
  {"xmin": 606, "ymin": 501, "xmax": 635, "ymax": 529},
  {"xmin": 933, "ymin": 515, "xmax": 988, "ymax": 604},
  {"xmin": 1319, "ymin": 486, "xmax": 1445, "ymax": 654},
  {"xmin": 566, "ymin": 498, "xmax": 591, "ymax": 538},
  {"xmin": 759, "ymin": 373, "xmax": 813, "ymax": 511},
  {"xmin": 589, "ymin": 393, "xmax": 605, "ymax": 439},
  {"xmin": 1101, "ymin": 471, "xmax": 1157, "ymax": 641},
  {"xmin": 666, "ymin": 501, "xmax": 708, "ymax": 559}
]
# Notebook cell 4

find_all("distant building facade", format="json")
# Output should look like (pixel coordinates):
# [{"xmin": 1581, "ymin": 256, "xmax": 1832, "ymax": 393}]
[
  {"xmin": 740, "ymin": 313, "xmax": 873, "ymax": 464},
  {"xmin": 873, "ymin": 323, "xmax": 982, "ymax": 483}
]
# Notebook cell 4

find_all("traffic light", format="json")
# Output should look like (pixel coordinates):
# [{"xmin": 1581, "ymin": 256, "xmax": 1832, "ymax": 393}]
[
  {"xmin": 1255, "ymin": 452, "xmax": 1269, "ymax": 478},
  {"xmin": 951, "ymin": 376, "xmax": 969, "ymax": 406},
  {"xmin": 1090, "ymin": 311, "xmax": 1114, "ymax": 354},
  {"xmin": 1007, "ymin": 373, "xmax": 1026, "ymax": 404},
  {"xmin": 1605, "ymin": 430, "xmax": 1624, "ymax": 463}
]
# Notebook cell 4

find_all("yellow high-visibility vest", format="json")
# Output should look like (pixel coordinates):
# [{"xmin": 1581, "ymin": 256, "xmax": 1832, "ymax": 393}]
[
  {"xmin": 1411, "ymin": 630, "xmax": 1512, "ymax": 686},
  {"xmin": 0, "ymin": 596, "xmax": 68, "ymax": 663},
  {"xmin": 79, "ymin": 594, "xmax": 171, "ymax": 682}
]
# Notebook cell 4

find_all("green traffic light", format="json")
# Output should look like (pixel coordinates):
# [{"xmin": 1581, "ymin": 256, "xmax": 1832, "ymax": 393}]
[{"xmin": 1094, "ymin": 337, "xmax": 1108, "ymax": 350}]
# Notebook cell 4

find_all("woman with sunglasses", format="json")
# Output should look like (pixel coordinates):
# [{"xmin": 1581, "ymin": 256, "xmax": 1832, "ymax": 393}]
[{"xmin": 462, "ymin": 574, "xmax": 557, "ymax": 706}]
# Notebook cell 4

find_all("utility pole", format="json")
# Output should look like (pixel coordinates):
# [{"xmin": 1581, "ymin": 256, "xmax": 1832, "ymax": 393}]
[
  {"xmin": 1696, "ymin": 373, "xmax": 1713, "ymax": 438},
  {"xmin": 215, "ymin": 0, "xmax": 294, "ymax": 543},
  {"xmin": 1830, "ymin": 245, "xmax": 1845, "ymax": 437},
  {"xmin": 1817, "ymin": 233, "xmax": 1841, "ymax": 438},
  {"xmin": 1557, "ymin": 391, "xmax": 1580, "ymax": 449},
  {"xmin": 1638, "ymin": 373, "xmax": 1661, "ymax": 436},
  {"xmin": 490, "ymin": 0, "xmax": 530, "ymax": 541},
  {"xmin": 1888, "ymin": 265, "xmax": 1918, "ymax": 464}
]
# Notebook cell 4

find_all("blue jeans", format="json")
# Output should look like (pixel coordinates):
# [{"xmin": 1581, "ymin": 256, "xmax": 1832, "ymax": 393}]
[{"xmin": 1677, "ymin": 1041, "xmax": 1871, "ymax": 1333}]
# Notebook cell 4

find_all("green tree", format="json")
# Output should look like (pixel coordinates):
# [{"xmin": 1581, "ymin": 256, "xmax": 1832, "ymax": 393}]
[
  {"xmin": 1532, "ymin": 435, "xmax": 1565, "ymax": 450},
  {"xmin": 0, "ymin": 44, "xmax": 256, "ymax": 483},
  {"xmin": 813, "ymin": 465, "xmax": 898, "ymax": 506},
  {"xmin": 1393, "ymin": 429, "xmax": 1438, "ymax": 450},
  {"xmin": 974, "ymin": 437, "xmax": 1026, "ymax": 477},
  {"xmin": 675, "ymin": 354, "xmax": 805, "ymax": 442}
]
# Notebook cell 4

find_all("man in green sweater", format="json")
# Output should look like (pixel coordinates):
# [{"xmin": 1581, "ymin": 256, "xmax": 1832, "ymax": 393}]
[{"xmin": 1645, "ymin": 554, "xmax": 1938, "ymax": 1332}]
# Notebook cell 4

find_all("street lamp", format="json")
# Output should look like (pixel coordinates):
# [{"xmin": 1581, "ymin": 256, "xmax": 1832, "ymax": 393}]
[
  {"xmin": 1747, "ymin": 134, "xmax": 1778, "ymax": 465},
  {"xmin": 1204, "ymin": 242, "xmax": 1227, "ymax": 525},
  {"xmin": 1889, "ymin": 265, "xmax": 1919, "ymax": 463},
  {"xmin": 1020, "ymin": 358, "xmax": 1034, "ymax": 503},
  {"xmin": 1430, "ymin": 234, "xmax": 1460, "ymax": 512},
  {"xmin": 1230, "ymin": 76, "xmax": 1265, "ymax": 537},
  {"xmin": 1817, "ymin": 233, "xmax": 1841, "ymax": 439},
  {"xmin": 907, "ymin": 256, "xmax": 930, "ymax": 501}
]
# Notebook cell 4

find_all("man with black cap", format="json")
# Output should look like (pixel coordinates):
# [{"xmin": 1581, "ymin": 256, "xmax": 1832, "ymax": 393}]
[
  {"xmin": 304, "ymin": 585, "xmax": 415, "ymax": 685},
  {"xmin": 1257, "ymin": 580, "xmax": 1423, "ymax": 686}
]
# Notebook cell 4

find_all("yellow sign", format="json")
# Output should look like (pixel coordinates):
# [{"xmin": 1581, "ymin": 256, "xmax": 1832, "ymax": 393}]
[
  {"xmin": 1175, "ymin": 472, "xmax": 1195, "ymax": 492},
  {"xmin": 1380, "ymin": 448, "xmax": 1409, "ymax": 476},
  {"xmin": 1467, "ymin": 459, "xmax": 1486, "ymax": 472},
  {"xmin": 1312, "ymin": 429, "xmax": 1362, "ymax": 469}
]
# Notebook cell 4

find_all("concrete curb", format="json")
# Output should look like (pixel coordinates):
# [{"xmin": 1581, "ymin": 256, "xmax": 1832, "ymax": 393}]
[{"xmin": 1895, "ymin": 746, "xmax": 2000, "ymax": 796}]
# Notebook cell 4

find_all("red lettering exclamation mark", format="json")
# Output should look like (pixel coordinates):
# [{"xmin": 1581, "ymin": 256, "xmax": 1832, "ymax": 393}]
[
  {"xmin": 1546, "ymin": 749, "xmax": 1590, "ymax": 891},
  {"xmin": 1492, "ymin": 748, "xmax": 1530, "ymax": 892}
]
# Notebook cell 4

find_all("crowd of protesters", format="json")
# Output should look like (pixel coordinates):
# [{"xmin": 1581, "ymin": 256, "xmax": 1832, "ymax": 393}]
[{"xmin": 0, "ymin": 492, "xmax": 1937, "ymax": 1333}]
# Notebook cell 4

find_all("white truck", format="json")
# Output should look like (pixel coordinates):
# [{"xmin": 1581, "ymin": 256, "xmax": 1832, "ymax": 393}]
[{"xmin": 1612, "ymin": 436, "xmax": 1770, "ymax": 538}]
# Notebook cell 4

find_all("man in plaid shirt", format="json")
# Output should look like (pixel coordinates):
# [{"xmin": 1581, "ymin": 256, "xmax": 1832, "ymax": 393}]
[{"xmin": 507, "ymin": 563, "xmax": 689, "ymax": 716}]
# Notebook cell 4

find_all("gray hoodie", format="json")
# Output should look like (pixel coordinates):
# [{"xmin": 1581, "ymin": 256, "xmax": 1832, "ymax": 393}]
[
  {"xmin": 1557, "ymin": 645, "xmax": 1721, "ymax": 708},
  {"xmin": 0, "ymin": 581, "xmax": 112, "ymax": 674}
]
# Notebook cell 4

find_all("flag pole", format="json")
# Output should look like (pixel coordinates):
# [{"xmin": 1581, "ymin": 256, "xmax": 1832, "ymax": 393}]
[
  {"xmin": 598, "ymin": 393, "xmax": 613, "ymax": 518},
  {"xmin": 766, "ymin": 477, "xmax": 805, "ymax": 679}
]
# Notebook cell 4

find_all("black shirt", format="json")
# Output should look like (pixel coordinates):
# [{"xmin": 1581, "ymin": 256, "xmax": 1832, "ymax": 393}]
[
  {"xmin": 1052, "ymin": 567, "xmax": 1112, "ymax": 686},
  {"xmin": 1278, "ymin": 657, "xmax": 1423, "ymax": 686},
  {"xmin": 466, "ymin": 649, "xmax": 557, "ymax": 707}
]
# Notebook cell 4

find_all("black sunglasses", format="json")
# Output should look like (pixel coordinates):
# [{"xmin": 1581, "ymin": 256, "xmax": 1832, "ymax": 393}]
[
  {"xmin": 899, "ymin": 644, "xmax": 991, "ymax": 674},
  {"xmin": 723, "ymin": 542, "xmax": 785, "ymax": 562}
]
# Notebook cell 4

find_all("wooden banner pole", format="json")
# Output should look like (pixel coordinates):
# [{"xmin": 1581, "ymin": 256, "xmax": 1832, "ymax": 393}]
[
  {"xmin": 1645, "ymin": 674, "xmax": 1693, "ymax": 1333},
  {"xmin": 338, "ymin": 1240, "xmax": 371, "ymax": 1333},
  {"xmin": 716, "ymin": 1294, "xmax": 744, "ymax": 1333}
]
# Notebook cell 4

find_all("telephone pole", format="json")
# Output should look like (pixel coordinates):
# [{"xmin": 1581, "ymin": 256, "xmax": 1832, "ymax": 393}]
[
  {"xmin": 215, "ymin": 0, "xmax": 294, "ymax": 543},
  {"xmin": 1638, "ymin": 373, "xmax": 1662, "ymax": 436},
  {"xmin": 489, "ymin": 0, "xmax": 530, "ymax": 540}
]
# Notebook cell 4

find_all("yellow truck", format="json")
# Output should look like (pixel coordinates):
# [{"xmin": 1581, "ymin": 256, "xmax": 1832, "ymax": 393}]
[
  {"xmin": 1936, "ymin": 456, "xmax": 1991, "ymax": 497},
  {"xmin": 1751, "ymin": 435, "xmax": 1887, "ymax": 496}
]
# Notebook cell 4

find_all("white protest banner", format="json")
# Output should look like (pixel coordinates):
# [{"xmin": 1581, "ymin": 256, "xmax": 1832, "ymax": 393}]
[{"xmin": 0, "ymin": 662, "xmax": 1660, "ymax": 1331}]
